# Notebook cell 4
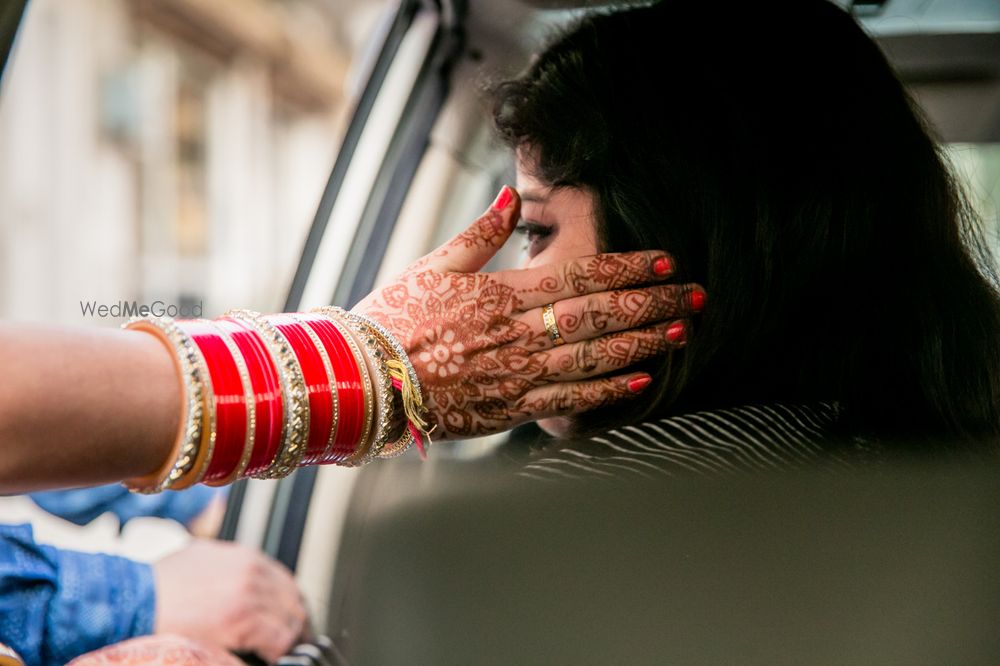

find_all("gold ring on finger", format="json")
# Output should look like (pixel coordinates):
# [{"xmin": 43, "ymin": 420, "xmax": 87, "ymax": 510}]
[{"xmin": 542, "ymin": 303, "xmax": 566, "ymax": 346}]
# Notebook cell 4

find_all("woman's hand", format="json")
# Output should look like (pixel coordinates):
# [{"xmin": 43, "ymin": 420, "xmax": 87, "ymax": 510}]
[{"xmin": 353, "ymin": 186, "xmax": 703, "ymax": 440}]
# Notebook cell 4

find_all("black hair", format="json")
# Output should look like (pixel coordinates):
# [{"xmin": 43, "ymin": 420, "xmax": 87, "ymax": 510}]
[{"xmin": 492, "ymin": 0, "xmax": 1000, "ymax": 450}]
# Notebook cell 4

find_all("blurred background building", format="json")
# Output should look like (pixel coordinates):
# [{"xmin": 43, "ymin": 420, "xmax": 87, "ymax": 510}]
[{"xmin": 0, "ymin": 0, "xmax": 388, "ymax": 325}]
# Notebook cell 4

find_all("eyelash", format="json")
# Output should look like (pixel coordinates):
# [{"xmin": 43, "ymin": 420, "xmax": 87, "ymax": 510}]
[{"xmin": 514, "ymin": 221, "xmax": 553, "ymax": 256}]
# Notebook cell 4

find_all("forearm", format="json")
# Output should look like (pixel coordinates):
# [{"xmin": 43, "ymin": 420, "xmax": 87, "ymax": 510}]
[
  {"xmin": 0, "ymin": 310, "xmax": 407, "ymax": 494},
  {"xmin": 0, "ymin": 323, "xmax": 178, "ymax": 493}
]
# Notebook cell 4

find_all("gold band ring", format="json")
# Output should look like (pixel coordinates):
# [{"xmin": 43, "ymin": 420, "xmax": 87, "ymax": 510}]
[{"xmin": 542, "ymin": 303, "xmax": 566, "ymax": 346}]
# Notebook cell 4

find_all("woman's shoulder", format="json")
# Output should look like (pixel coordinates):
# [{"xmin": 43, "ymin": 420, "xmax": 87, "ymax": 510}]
[{"xmin": 518, "ymin": 402, "xmax": 881, "ymax": 481}]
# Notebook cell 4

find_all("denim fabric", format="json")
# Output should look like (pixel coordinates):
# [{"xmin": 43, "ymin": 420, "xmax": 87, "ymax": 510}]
[{"xmin": 0, "ymin": 524, "xmax": 155, "ymax": 666}]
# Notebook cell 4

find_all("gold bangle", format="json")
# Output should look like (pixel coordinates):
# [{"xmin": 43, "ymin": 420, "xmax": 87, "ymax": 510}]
[
  {"xmin": 205, "ymin": 319, "xmax": 257, "ymax": 485},
  {"xmin": 290, "ymin": 313, "xmax": 339, "ymax": 464},
  {"xmin": 362, "ymin": 328, "xmax": 395, "ymax": 458},
  {"xmin": 225, "ymin": 309, "xmax": 309, "ymax": 479},
  {"xmin": 121, "ymin": 316, "xmax": 206, "ymax": 493},
  {"xmin": 335, "ymin": 314, "xmax": 394, "ymax": 462},
  {"xmin": 170, "ymin": 320, "xmax": 217, "ymax": 490},
  {"xmin": 334, "ymin": 308, "xmax": 431, "ymax": 458},
  {"xmin": 335, "ymin": 308, "xmax": 423, "ymax": 401},
  {"xmin": 334, "ymin": 310, "xmax": 420, "ymax": 458}
]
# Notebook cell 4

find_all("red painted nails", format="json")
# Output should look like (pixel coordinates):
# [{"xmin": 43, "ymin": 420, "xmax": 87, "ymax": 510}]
[
  {"xmin": 652, "ymin": 256, "xmax": 673, "ymax": 276},
  {"xmin": 627, "ymin": 375, "xmax": 652, "ymax": 393},
  {"xmin": 688, "ymin": 288, "xmax": 707, "ymax": 312},
  {"xmin": 492, "ymin": 185, "xmax": 514, "ymax": 211},
  {"xmin": 666, "ymin": 321, "xmax": 686, "ymax": 344}
]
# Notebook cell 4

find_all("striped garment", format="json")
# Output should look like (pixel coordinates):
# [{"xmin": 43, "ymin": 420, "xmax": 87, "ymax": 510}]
[{"xmin": 518, "ymin": 402, "xmax": 877, "ymax": 481}]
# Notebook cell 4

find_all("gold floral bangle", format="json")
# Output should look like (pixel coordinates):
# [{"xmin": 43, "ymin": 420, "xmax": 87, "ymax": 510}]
[
  {"xmin": 205, "ymin": 319, "xmax": 257, "ymax": 485},
  {"xmin": 290, "ymin": 313, "xmax": 339, "ymax": 464},
  {"xmin": 334, "ymin": 308, "xmax": 429, "ymax": 458},
  {"xmin": 335, "ymin": 308, "xmax": 423, "ymax": 402},
  {"xmin": 121, "ymin": 316, "xmax": 206, "ymax": 493},
  {"xmin": 337, "ymin": 315, "xmax": 395, "ymax": 461},
  {"xmin": 338, "ymin": 313, "xmax": 412, "ymax": 459},
  {"xmin": 225, "ymin": 309, "xmax": 309, "ymax": 479}
]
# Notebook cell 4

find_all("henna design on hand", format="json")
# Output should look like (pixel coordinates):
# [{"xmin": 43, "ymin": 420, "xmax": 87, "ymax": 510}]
[
  {"xmin": 554, "ymin": 284, "xmax": 686, "ymax": 342},
  {"xmin": 517, "ymin": 252, "xmax": 658, "ymax": 300},
  {"xmin": 358, "ymin": 264, "xmax": 688, "ymax": 439},
  {"xmin": 515, "ymin": 375, "xmax": 637, "ymax": 417},
  {"xmin": 351, "ymin": 188, "xmax": 700, "ymax": 440}
]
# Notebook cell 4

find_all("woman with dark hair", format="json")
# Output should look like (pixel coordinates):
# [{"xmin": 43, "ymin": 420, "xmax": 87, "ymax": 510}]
[
  {"xmin": 1, "ymin": 0, "xmax": 997, "ymax": 487},
  {"xmin": 475, "ymin": 0, "xmax": 1000, "ymax": 477},
  {"xmin": 1, "ymin": 0, "xmax": 998, "ymax": 661}
]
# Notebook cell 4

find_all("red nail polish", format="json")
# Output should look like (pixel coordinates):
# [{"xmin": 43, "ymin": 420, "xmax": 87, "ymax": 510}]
[
  {"xmin": 652, "ymin": 256, "xmax": 673, "ymax": 276},
  {"xmin": 492, "ymin": 185, "xmax": 513, "ymax": 211},
  {"xmin": 666, "ymin": 321, "xmax": 686, "ymax": 344},
  {"xmin": 627, "ymin": 375, "xmax": 652, "ymax": 393},
  {"xmin": 688, "ymin": 288, "xmax": 706, "ymax": 312}
]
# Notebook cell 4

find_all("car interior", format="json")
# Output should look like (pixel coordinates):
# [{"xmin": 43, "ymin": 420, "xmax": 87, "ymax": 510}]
[
  {"xmin": 2, "ymin": 0, "xmax": 999, "ymax": 663},
  {"xmin": 227, "ymin": 0, "xmax": 1000, "ymax": 662}
]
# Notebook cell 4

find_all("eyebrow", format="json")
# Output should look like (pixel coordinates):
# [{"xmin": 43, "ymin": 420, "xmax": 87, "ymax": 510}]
[{"xmin": 519, "ymin": 189, "xmax": 549, "ymax": 204}]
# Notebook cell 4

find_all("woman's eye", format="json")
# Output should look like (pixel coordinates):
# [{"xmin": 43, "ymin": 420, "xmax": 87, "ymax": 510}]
[{"xmin": 514, "ymin": 221, "xmax": 553, "ymax": 258}]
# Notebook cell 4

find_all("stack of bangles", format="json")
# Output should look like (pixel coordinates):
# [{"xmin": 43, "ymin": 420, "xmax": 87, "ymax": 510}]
[{"xmin": 121, "ymin": 307, "xmax": 432, "ymax": 494}]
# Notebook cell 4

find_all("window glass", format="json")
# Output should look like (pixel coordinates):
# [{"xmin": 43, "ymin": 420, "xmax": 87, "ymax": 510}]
[{"xmin": 945, "ymin": 143, "xmax": 1000, "ymax": 262}]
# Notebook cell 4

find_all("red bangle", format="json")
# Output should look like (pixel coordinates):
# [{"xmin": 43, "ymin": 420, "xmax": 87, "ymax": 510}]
[
  {"xmin": 178, "ymin": 320, "xmax": 247, "ymax": 484},
  {"xmin": 204, "ymin": 320, "xmax": 256, "ymax": 484},
  {"xmin": 289, "ymin": 313, "xmax": 340, "ymax": 463},
  {"xmin": 217, "ymin": 316, "xmax": 283, "ymax": 477},
  {"xmin": 267, "ymin": 315, "xmax": 332, "ymax": 466},
  {"xmin": 319, "ymin": 316, "xmax": 365, "ymax": 462},
  {"xmin": 301, "ymin": 314, "xmax": 365, "ymax": 463}
]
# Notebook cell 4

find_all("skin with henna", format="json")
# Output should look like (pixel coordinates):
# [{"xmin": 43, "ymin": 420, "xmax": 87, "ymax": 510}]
[
  {"xmin": 353, "ymin": 184, "xmax": 704, "ymax": 440},
  {"xmin": 514, "ymin": 162, "xmax": 692, "ymax": 437},
  {"xmin": 0, "ymin": 182, "xmax": 701, "ymax": 661},
  {"xmin": 0, "ymin": 186, "xmax": 702, "ymax": 490}
]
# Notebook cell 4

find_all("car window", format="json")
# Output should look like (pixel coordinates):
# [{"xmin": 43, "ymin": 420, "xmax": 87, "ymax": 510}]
[
  {"xmin": 946, "ymin": 143, "xmax": 1000, "ymax": 261},
  {"xmin": 307, "ymin": 0, "xmax": 1000, "ymax": 640}
]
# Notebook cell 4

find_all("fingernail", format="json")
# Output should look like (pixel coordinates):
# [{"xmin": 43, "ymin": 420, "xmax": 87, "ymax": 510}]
[
  {"xmin": 666, "ymin": 321, "xmax": 686, "ymax": 344},
  {"xmin": 688, "ymin": 288, "xmax": 707, "ymax": 312},
  {"xmin": 627, "ymin": 375, "xmax": 652, "ymax": 393},
  {"xmin": 652, "ymin": 256, "xmax": 673, "ymax": 276},
  {"xmin": 492, "ymin": 185, "xmax": 514, "ymax": 211}
]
